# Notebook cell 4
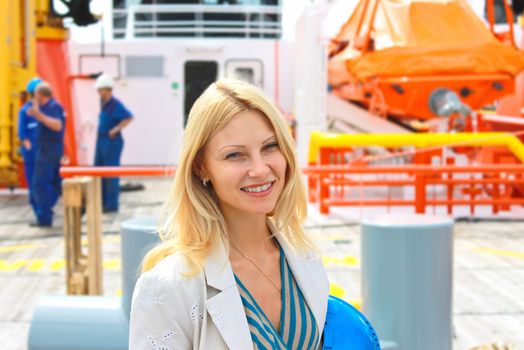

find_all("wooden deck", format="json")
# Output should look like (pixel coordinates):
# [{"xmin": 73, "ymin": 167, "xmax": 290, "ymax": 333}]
[{"xmin": 0, "ymin": 178, "xmax": 523, "ymax": 349}]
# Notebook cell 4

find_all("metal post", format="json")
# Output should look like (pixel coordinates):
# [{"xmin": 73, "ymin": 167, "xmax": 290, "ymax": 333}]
[
  {"xmin": 120, "ymin": 218, "xmax": 160, "ymax": 318},
  {"xmin": 361, "ymin": 213, "xmax": 453, "ymax": 350},
  {"xmin": 414, "ymin": 174, "xmax": 426, "ymax": 213}
]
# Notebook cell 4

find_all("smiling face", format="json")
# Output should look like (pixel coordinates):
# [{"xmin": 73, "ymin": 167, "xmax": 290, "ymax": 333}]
[{"xmin": 200, "ymin": 109, "xmax": 287, "ymax": 220}]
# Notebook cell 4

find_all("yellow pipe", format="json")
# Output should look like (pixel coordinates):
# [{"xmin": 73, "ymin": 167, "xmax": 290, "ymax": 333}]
[
  {"xmin": 308, "ymin": 132, "xmax": 524, "ymax": 164},
  {"xmin": 0, "ymin": 0, "xmax": 39, "ymax": 184},
  {"xmin": 11, "ymin": 0, "xmax": 22, "ymax": 166},
  {"xmin": 0, "ymin": 1, "xmax": 14, "ymax": 168}
]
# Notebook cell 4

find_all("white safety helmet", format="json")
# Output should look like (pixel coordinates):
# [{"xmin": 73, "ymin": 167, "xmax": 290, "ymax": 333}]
[{"xmin": 95, "ymin": 73, "xmax": 114, "ymax": 89}]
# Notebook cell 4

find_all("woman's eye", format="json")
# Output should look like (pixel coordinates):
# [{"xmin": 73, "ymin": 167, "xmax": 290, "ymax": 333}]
[
  {"xmin": 225, "ymin": 152, "xmax": 242, "ymax": 160},
  {"xmin": 264, "ymin": 142, "xmax": 279, "ymax": 151}
]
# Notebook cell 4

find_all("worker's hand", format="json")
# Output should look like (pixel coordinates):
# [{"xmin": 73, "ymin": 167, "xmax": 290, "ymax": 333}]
[
  {"xmin": 26, "ymin": 106, "xmax": 35, "ymax": 117},
  {"xmin": 108, "ymin": 127, "xmax": 119, "ymax": 138},
  {"xmin": 29, "ymin": 100, "xmax": 41, "ymax": 120},
  {"xmin": 22, "ymin": 139, "xmax": 32, "ymax": 151}
]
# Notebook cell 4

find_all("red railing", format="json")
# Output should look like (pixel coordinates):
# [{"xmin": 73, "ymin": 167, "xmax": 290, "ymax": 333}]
[
  {"xmin": 60, "ymin": 166, "xmax": 176, "ymax": 178},
  {"xmin": 305, "ymin": 164, "xmax": 524, "ymax": 215},
  {"xmin": 61, "ymin": 162, "xmax": 524, "ymax": 217}
]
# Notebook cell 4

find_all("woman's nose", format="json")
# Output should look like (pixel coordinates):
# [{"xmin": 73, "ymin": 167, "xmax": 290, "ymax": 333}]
[{"xmin": 248, "ymin": 156, "xmax": 270, "ymax": 178}]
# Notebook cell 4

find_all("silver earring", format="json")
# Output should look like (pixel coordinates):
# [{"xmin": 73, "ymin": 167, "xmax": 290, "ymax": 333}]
[{"xmin": 202, "ymin": 178, "xmax": 208, "ymax": 186}]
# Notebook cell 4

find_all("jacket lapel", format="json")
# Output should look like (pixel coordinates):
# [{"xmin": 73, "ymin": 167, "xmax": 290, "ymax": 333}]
[
  {"xmin": 203, "ymin": 240, "xmax": 253, "ymax": 350},
  {"xmin": 202, "ymin": 223, "xmax": 329, "ymax": 350},
  {"xmin": 273, "ymin": 226, "xmax": 329, "ymax": 345}
]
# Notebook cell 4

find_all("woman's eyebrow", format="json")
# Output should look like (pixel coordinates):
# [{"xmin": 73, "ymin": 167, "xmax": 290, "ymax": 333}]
[
  {"xmin": 218, "ymin": 144, "xmax": 246, "ymax": 152},
  {"xmin": 218, "ymin": 135, "xmax": 276, "ymax": 152},
  {"xmin": 262, "ymin": 135, "xmax": 276, "ymax": 143}
]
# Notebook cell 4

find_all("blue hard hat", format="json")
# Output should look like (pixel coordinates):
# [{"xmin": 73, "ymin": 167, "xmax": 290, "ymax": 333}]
[
  {"xmin": 322, "ymin": 296, "xmax": 381, "ymax": 350},
  {"xmin": 26, "ymin": 78, "xmax": 42, "ymax": 94}
]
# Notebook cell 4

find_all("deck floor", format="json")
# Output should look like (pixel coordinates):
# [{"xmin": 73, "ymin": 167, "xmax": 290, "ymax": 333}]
[{"xmin": 0, "ymin": 178, "xmax": 523, "ymax": 350}]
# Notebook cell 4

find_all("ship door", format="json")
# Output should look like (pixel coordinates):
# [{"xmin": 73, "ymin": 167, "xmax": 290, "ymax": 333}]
[
  {"xmin": 184, "ymin": 60, "xmax": 218, "ymax": 126},
  {"xmin": 225, "ymin": 59, "xmax": 263, "ymax": 88}
]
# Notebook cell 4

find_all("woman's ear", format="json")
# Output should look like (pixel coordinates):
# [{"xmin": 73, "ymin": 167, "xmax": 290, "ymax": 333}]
[{"xmin": 193, "ymin": 152, "xmax": 207, "ymax": 181}]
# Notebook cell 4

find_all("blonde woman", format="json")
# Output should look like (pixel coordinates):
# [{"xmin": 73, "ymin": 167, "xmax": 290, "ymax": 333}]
[{"xmin": 129, "ymin": 79, "xmax": 329, "ymax": 350}]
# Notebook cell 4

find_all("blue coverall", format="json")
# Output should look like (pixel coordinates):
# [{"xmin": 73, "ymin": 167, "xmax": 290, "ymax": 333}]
[
  {"xmin": 32, "ymin": 98, "xmax": 65, "ymax": 226},
  {"xmin": 18, "ymin": 101, "xmax": 39, "ymax": 213},
  {"xmin": 94, "ymin": 96, "xmax": 132, "ymax": 212}
]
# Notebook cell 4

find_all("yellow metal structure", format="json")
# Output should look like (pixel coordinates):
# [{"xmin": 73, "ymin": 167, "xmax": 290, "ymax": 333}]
[
  {"xmin": 308, "ymin": 131, "xmax": 524, "ymax": 164},
  {"xmin": 0, "ymin": 0, "xmax": 67, "ymax": 186}
]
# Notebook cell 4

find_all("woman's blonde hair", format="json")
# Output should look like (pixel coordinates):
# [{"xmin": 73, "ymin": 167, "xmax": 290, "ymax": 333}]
[{"xmin": 141, "ymin": 79, "xmax": 313, "ymax": 274}]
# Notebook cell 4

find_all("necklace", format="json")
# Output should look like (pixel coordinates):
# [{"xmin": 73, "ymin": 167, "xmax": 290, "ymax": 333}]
[{"xmin": 230, "ymin": 242, "xmax": 281, "ymax": 293}]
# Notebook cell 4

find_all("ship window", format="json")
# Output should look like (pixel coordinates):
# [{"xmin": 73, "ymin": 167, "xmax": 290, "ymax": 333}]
[
  {"xmin": 125, "ymin": 56, "xmax": 164, "ymax": 77},
  {"xmin": 233, "ymin": 68, "xmax": 255, "ymax": 84},
  {"xmin": 184, "ymin": 61, "xmax": 218, "ymax": 126},
  {"xmin": 225, "ymin": 59, "xmax": 263, "ymax": 88}
]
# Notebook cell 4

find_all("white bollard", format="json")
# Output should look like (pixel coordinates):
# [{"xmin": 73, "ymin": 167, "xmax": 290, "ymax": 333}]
[
  {"xmin": 121, "ymin": 218, "xmax": 159, "ymax": 318},
  {"xmin": 361, "ymin": 214, "xmax": 453, "ymax": 350}
]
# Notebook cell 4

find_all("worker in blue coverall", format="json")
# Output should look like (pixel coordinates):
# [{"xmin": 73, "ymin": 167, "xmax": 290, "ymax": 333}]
[
  {"xmin": 18, "ymin": 77, "xmax": 42, "ymax": 214},
  {"xmin": 27, "ymin": 82, "xmax": 65, "ymax": 227},
  {"xmin": 94, "ymin": 73, "xmax": 133, "ymax": 213}
]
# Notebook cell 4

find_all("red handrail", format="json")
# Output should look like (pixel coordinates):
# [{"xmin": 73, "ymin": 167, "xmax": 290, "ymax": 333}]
[
  {"xmin": 60, "ymin": 166, "xmax": 176, "ymax": 178},
  {"xmin": 305, "ymin": 163, "xmax": 524, "ymax": 215},
  {"xmin": 304, "ymin": 164, "xmax": 524, "ymax": 175}
]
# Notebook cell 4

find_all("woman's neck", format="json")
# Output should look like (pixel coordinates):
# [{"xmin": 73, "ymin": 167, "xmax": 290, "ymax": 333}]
[{"xmin": 223, "ymin": 213, "xmax": 274, "ymax": 255}]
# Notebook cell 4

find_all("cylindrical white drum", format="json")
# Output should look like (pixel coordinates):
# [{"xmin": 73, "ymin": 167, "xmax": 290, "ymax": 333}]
[
  {"xmin": 121, "ymin": 218, "xmax": 159, "ymax": 318},
  {"xmin": 361, "ymin": 214, "xmax": 453, "ymax": 350}
]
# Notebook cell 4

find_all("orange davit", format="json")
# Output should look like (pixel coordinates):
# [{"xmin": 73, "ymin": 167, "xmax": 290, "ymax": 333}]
[
  {"xmin": 328, "ymin": 0, "xmax": 524, "ymax": 122},
  {"xmin": 36, "ymin": 40, "xmax": 78, "ymax": 166}
]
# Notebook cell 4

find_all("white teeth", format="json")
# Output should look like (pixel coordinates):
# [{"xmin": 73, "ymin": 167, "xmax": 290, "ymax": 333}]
[{"xmin": 242, "ymin": 182, "xmax": 272, "ymax": 193}]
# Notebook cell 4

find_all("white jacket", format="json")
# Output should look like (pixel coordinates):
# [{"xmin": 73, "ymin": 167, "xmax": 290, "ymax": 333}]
[{"xmin": 129, "ymin": 228, "xmax": 330, "ymax": 350}]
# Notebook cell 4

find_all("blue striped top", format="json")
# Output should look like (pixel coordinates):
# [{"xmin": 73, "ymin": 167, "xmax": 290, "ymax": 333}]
[{"xmin": 234, "ymin": 246, "xmax": 320, "ymax": 350}]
